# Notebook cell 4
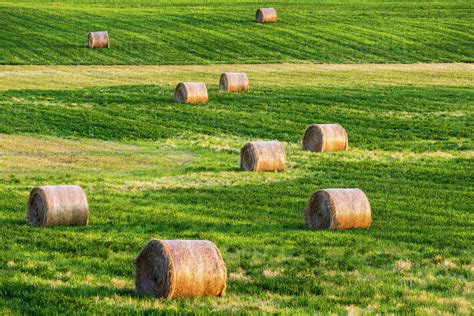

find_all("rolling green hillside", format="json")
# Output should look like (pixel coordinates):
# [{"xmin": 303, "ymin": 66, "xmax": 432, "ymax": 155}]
[
  {"xmin": 1, "ymin": 0, "xmax": 473, "ymax": 313},
  {"xmin": 0, "ymin": 64, "xmax": 473, "ymax": 313},
  {"xmin": 1, "ymin": 0, "xmax": 473, "ymax": 65}
]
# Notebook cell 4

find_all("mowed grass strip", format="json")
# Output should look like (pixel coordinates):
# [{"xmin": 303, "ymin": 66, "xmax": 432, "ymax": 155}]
[
  {"xmin": 1, "ymin": 63, "xmax": 473, "ymax": 90},
  {"xmin": 0, "ymin": 0, "xmax": 473, "ymax": 65},
  {"xmin": 0, "ymin": 65, "xmax": 472, "ymax": 313}
]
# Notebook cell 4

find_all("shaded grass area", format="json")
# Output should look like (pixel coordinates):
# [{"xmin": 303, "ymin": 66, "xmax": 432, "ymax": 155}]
[
  {"xmin": 1, "ymin": 0, "xmax": 473, "ymax": 65},
  {"xmin": 0, "ymin": 66, "xmax": 473, "ymax": 313}
]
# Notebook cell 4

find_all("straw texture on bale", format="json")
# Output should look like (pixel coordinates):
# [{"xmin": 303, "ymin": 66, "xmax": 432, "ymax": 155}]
[
  {"xmin": 88, "ymin": 31, "xmax": 109, "ymax": 48},
  {"xmin": 305, "ymin": 188, "xmax": 371, "ymax": 230},
  {"xmin": 256, "ymin": 8, "xmax": 278, "ymax": 23},
  {"xmin": 219, "ymin": 73, "xmax": 249, "ymax": 93},
  {"xmin": 27, "ymin": 185, "xmax": 89, "ymax": 226},
  {"xmin": 175, "ymin": 82, "xmax": 208, "ymax": 103},
  {"xmin": 135, "ymin": 239, "xmax": 227, "ymax": 299},
  {"xmin": 302, "ymin": 124, "xmax": 348, "ymax": 152},
  {"xmin": 240, "ymin": 141, "xmax": 286, "ymax": 172}
]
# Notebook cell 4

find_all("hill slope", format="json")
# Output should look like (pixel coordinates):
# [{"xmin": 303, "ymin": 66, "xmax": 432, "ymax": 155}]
[
  {"xmin": 1, "ymin": 0, "xmax": 473, "ymax": 65},
  {"xmin": 0, "ymin": 64, "xmax": 473, "ymax": 313}
]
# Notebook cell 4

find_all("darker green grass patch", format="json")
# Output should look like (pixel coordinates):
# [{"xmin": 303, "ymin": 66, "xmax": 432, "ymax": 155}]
[{"xmin": 1, "ymin": 84, "xmax": 472, "ymax": 152}]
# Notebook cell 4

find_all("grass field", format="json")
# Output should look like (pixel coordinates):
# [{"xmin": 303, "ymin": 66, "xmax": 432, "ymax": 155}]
[
  {"xmin": 1, "ymin": 0, "xmax": 473, "ymax": 65},
  {"xmin": 0, "ymin": 64, "xmax": 473, "ymax": 314},
  {"xmin": 1, "ymin": 0, "xmax": 473, "ymax": 314}
]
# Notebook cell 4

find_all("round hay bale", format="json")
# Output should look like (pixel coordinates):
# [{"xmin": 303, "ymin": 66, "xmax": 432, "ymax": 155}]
[
  {"xmin": 88, "ymin": 31, "xmax": 109, "ymax": 48},
  {"xmin": 135, "ymin": 239, "xmax": 227, "ymax": 299},
  {"xmin": 26, "ymin": 185, "xmax": 89, "ymax": 226},
  {"xmin": 305, "ymin": 188, "xmax": 371, "ymax": 230},
  {"xmin": 219, "ymin": 73, "xmax": 249, "ymax": 93},
  {"xmin": 256, "ymin": 8, "xmax": 278, "ymax": 23},
  {"xmin": 302, "ymin": 124, "xmax": 348, "ymax": 152},
  {"xmin": 240, "ymin": 141, "xmax": 286, "ymax": 172},
  {"xmin": 175, "ymin": 82, "xmax": 208, "ymax": 103}
]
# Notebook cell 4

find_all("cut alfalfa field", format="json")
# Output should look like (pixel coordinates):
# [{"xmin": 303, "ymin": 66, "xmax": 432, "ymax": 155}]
[
  {"xmin": 0, "ymin": 64, "xmax": 472, "ymax": 314},
  {"xmin": 0, "ymin": 0, "xmax": 472, "ymax": 65}
]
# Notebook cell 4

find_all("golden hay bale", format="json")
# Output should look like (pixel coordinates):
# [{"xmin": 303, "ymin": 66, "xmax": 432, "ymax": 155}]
[
  {"xmin": 219, "ymin": 73, "xmax": 249, "ymax": 93},
  {"xmin": 26, "ymin": 185, "xmax": 89, "ymax": 226},
  {"xmin": 302, "ymin": 124, "xmax": 348, "ymax": 152},
  {"xmin": 135, "ymin": 239, "xmax": 227, "ymax": 299},
  {"xmin": 256, "ymin": 8, "xmax": 278, "ymax": 23},
  {"xmin": 88, "ymin": 31, "xmax": 109, "ymax": 48},
  {"xmin": 305, "ymin": 188, "xmax": 371, "ymax": 230},
  {"xmin": 175, "ymin": 82, "xmax": 208, "ymax": 103},
  {"xmin": 240, "ymin": 141, "xmax": 286, "ymax": 172}
]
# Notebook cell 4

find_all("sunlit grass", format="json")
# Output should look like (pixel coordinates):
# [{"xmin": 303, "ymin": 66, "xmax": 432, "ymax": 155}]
[
  {"xmin": 1, "ymin": 63, "xmax": 473, "ymax": 90},
  {"xmin": 0, "ymin": 63, "xmax": 472, "ymax": 313},
  {"xmin": 1, "ymin": 0, "xmax": 472, "ymax": 65}
]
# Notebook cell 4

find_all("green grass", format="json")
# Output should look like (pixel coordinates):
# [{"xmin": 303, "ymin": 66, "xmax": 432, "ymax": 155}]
[
  {"xmin": 0, "ymin": 65, "xmax": 473, "ymax": 314},
  {"xmin": 1, "ymin": 0, "xmax": 473, "ymax": 65}
]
